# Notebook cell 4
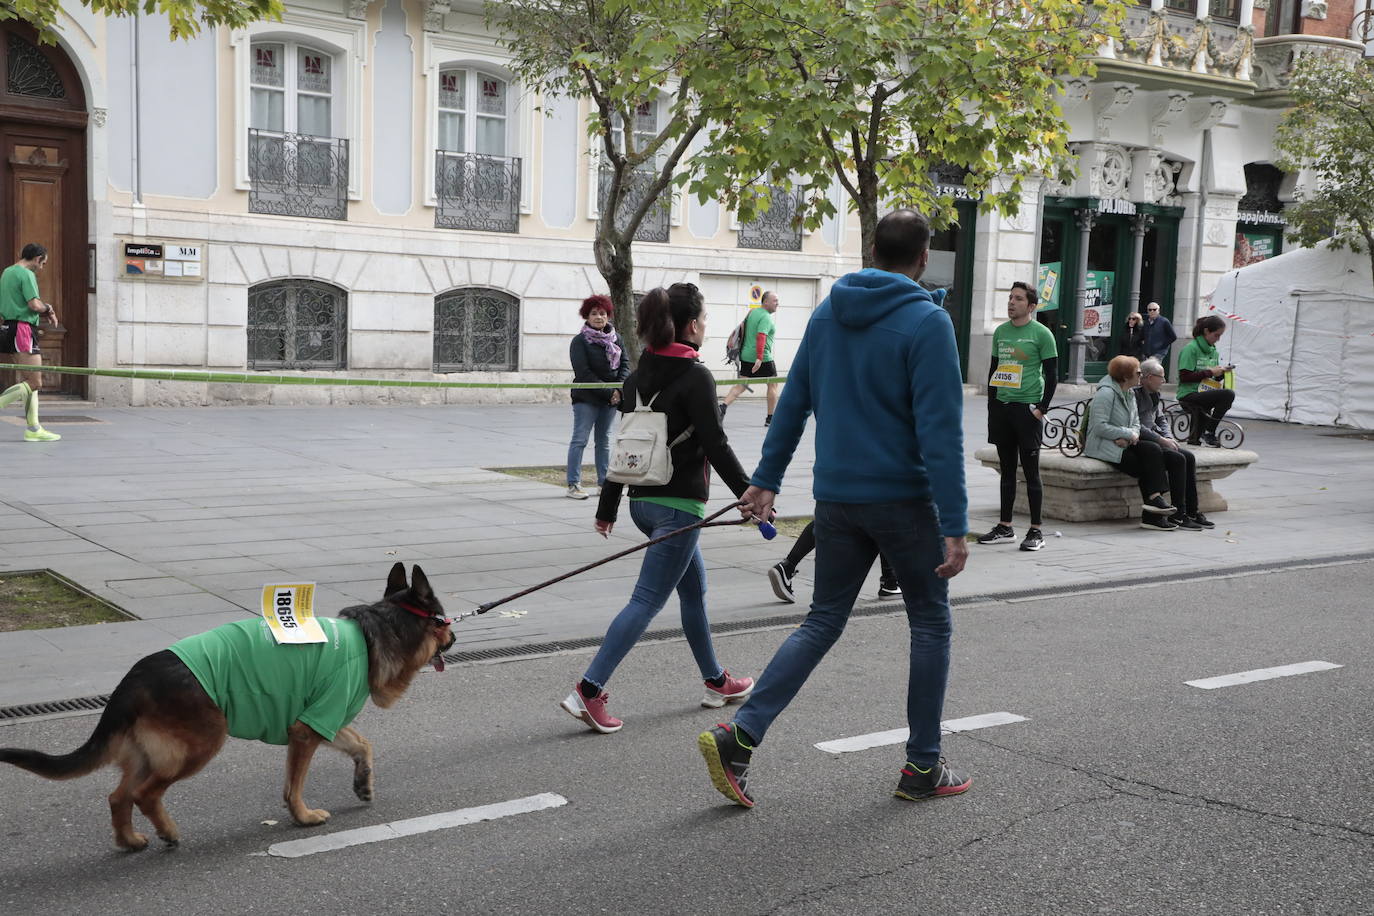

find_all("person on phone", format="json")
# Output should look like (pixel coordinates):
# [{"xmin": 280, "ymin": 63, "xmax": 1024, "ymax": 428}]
[
  {"xmin": 978, "ymin": 281, "xmax": 1057, "ymax": 552},
  {"xmin": 0, "ymin": 243, "xmax": 61, "ymax": 442},
  {"xmin": 1176, "ymin": 316, "xmax": 1236, "ymax": 448}
]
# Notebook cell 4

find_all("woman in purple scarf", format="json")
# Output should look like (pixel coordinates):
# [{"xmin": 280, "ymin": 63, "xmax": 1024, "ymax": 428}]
[{"xmin": 566, "ymin": 294, "xmax": 630, "ymax": 499}]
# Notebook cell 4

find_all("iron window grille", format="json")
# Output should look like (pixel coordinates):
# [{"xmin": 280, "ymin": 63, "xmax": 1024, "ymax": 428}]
[
  {"xmin": 738, "ymin": 186, "xmax": 805, "ymax": 251},
  {"xmin": 247, "ymin": 280, "xmax": 348, "ymax": 370},
  {"xmin": 434, "ymin": 288, "xmax": 520, "ymax": 372},
  {"xmin": 7, "ymin": 34, "xmax": 65, "ymax": 100},
  {"xmin": 597, "ymin": 163, "xmax": 670, "ymax": 243},
  {"xmin": 248, "ymin": 129, "xmax": 349, "ymax": 221},
  {"xmin": 434, "ymin": 151, "xmax": 522, "ymax": 233}
]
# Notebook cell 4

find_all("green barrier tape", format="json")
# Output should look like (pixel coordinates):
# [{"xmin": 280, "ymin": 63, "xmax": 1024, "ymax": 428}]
[{"xmin": 0, "ymin": 363, "xmax": 787, "ymax": 390}]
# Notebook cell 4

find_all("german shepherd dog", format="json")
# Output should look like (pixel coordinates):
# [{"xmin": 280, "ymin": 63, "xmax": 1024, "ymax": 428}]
[{"xmin": 0, "ymin": 563, "xmax": 455, "ymax": 851}]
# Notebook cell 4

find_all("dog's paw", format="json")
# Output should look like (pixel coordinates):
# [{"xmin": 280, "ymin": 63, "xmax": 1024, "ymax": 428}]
[
  {"xmin": 293, "ymin": 808, "xmax": 331, "ymax": 827},
  {"xmin": 116, "ymin": 832, "xmax": 149, "ymax": 852},
  {"xmin": 353, "ymin": 767, "xmax": 374, "ymax": 803},
  {"xmin": 158, "ymin": 832, "xmax": 180, "ymax": 848}
]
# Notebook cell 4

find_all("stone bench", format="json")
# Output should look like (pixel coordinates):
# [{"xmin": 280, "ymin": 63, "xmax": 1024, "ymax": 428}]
[{"xmin": 973, "ymin": 445, "xmax": 1259, "ymax": 522}]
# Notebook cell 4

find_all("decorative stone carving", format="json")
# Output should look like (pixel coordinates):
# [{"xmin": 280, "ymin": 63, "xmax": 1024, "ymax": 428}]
[
  {"xmin": 1117, "ymin": 9, "xmax": 1170, "ymax": 67},
  {"xmin": 1301, "ymin": 1, "xmax": 1328, "ymax": 20},
  {"xmin": 1191, "ymin": 97, "xmax": 1228, "ymax": 131},
  {"xmin": 1094, "ymin": 144, "xmax": 1131, "ymax": 199},
  {"xmin": 1251, "ymin": 36, "xmax": 1364, "ymax": 92},
  {"xmin": 1093, "ymin": 82, "xmax": 1136, "ymax": 139},
  {"xmin": 424, "ymin": 0, "xmax": 449, "ymax": 32},
  {"xmin": 90, "ymin": 107, "xmax": 107, "ymax": 128},
  {"xmin": 1150, "ymin": 91, "xmax": 1190, "ymax": 147},
  {"xmin": 1062, "ymin": 78, "xmax": 1091, "ymax": 104},
  {"xmin": 1154, "ymin": 160, "xmax": 1184, "ymax": 207},
  {"xmin": 1206, "ymin": 223, "xmax": 1229, "ymax": 245},
  {"xmin": 1220, "ymin": 26, "xmax": 1256, "ymax": 81},
  {"xmin": 1253, "ymin": 0, "xmax": 1270, "ymax": 9},
  {"xmin": 347, "ymin": 0, "xmax": 371, "ymax": 20}
]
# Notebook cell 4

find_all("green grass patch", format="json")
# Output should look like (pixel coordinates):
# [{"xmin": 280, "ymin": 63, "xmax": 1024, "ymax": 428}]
[
  {"xmin": 0, "ymin": 571, "xmax": 131, "ymax": 631},
  {"xmin": 488, "ymin": 465, "xmax": 593, "ymax": 487}
]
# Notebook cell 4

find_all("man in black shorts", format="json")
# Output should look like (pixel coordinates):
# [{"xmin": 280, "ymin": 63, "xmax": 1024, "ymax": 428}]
[
  {"xmin": 722, "ymin": 290, "xmax": 780, "ymax": 426},
  {"xmin": 0, "ymin": 243, "xmax": 60, "ymax": 441}
]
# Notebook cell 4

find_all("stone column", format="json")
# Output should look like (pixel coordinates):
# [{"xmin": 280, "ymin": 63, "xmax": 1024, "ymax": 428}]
[
  {"xmin": 1128, "ymin": 213, "xmax": 1154, "ymax": 318},
  {"xmin": 1068, "ymin": 208, "xmax": 1097, "ymax": 384},
  {"xmin": 1239, "ymin": 0, "xmax": 1255, "ymax": 29}
]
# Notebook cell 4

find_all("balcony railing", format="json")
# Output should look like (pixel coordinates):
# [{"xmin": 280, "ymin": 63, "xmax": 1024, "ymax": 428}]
[
  {"xmin": 1252, "ymin": 34, "xmax": 1367, "ymax": 91},
  {"xmin": 597, "ymin": 163, "xmax": 670, "ymax": 243},
  {"xmin": 248, "ymin": 129, "xmax": 349, "ymax": 221},
  {"xmin": 434, "ymin": 151, "xmax": 522, "ymax": 233},
  {"xmin": 738, "ymin": 186, "xmax": 804, "ymax": 251}
]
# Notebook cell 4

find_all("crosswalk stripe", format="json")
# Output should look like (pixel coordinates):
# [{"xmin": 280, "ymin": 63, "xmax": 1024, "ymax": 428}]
[
  {"xmin": 264, "ymin": 793, "xmax": 568, "ymax": 858},
  {"xmin": 1185, "ymin": 660, "xmax": 1342, "ymax": 690},
  {"xmin": 814, "ymin": 711, "xmax": 1029, "ymax": 755}
]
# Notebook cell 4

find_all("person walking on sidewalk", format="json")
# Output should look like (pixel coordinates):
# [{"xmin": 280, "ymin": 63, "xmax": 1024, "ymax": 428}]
[
  {"xmin": 1134, "ymin": 358, "xmax": 1213, "ymax": 530},
  {"xmin": 561, "ymin": 283, "xmax": 755, "ymax": 734},
  {"xmin": 767, "ymin": 520, "xmax": 900, "ymax": 602},
  {"xmin": 1176, "ymin": 315, "xmax": 1236, "ymax": 448},
  {"xmin": 698, "ymin": 209, "xmax": 970, "ymax": 808},
  {"xmin": 978, "ymin": 282, "xmax": 1056, "ymax": 551},
  {"xmin": 566, "ymin": 294, "xmax": 630, "ymax": 500},
  {"xmin": 1143, "ymin": 302, "xmax": 1177, "ymax": 376},
  {"xmin": 1083, "ymin": 355, "xmax": 1179, "ymax": 531},
  {"xmin": 0, "ymin": 243, "xmax": 61, "ymax": 442},
  {"xmin": 721, "ymin": 290, "xmax": 780, "ymax": 426}
]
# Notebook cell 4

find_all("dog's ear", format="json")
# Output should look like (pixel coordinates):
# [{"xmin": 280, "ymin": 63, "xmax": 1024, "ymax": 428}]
[
  {"xmin": 409, "ymin": 565, "xmax": 435, "ymax": 603},
  {"xmin": 386, "ymin": 561, "xmax": 408, "ymax": 597}
]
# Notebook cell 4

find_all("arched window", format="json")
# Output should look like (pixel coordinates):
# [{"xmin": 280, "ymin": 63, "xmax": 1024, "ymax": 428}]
[
  {"xmin": 434, "ymin": 288, "xmax": 519, "ymax": 372},
  {"xmin": 247, "ymin": 280, "xmax": 347, "ymax": 370}
]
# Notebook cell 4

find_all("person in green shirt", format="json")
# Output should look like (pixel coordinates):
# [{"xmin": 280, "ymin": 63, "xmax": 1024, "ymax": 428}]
[
  {"xmin": 0, "ymin": 243, "xmax": 61, "ymax": 442},
  {"xmin": 978, "ymin": 281, "xmax": 1058, "ymax": 552},
  {"xmin": 721, "ymin": 290, "xmax": 781, "ymax": 426},
  {"xmin": 1176, "ymin": 315, "xmax": 1236, "ymax": 448}
]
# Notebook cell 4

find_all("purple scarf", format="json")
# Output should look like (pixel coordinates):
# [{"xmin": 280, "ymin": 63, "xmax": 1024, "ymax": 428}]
[{"xmin": 581, "ymin": 323, "xmax": 622, "ymax": 370}]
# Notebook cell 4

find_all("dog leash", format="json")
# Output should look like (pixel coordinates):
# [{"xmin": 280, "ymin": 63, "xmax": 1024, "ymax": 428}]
[{"xmin": 449, "ymin": 501, "xmax": 776, "ymax": 622}]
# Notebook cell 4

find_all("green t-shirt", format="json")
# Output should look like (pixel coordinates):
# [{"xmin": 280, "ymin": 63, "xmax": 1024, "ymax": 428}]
[
  {"xmin": 632, "ymin": 495, "xmax": 706, "ymax": 519},
  {"xmin": 741, "ymin": 308, "xmax": 775, "ymax": 363},
  {"xmin": 0, "ymin": 264, "xmax": 40, "ymax": 325},
  {"xmin": 991, "ymin": 319, "xmax": 1058, "ymax": 404},
  {"xmin": 1175, "ymin": 337, "xmax": 1220, "ymax": 399},
  {"xmin": 169, "ymin": 617, "xmax": 371, "ymax": 745}
]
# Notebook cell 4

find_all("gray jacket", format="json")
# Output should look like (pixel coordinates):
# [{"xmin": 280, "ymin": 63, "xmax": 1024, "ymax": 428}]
[
  {"xmin": 1083, "ymin": 377, "xmax": 1140, "ymax": 463},
  {"xmin": 1132, "ymin": 386, "xmax": 1171, "ymax": 443}
]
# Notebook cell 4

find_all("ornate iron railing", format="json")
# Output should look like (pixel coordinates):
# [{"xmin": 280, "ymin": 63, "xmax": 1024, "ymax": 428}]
[
  {"xmin": 1040, "ymin": 397, "xmax": 1244, "ymax": 457},
  {"xmin": 597, "ymin": 163, "xmax": 670, "ymax": 243},
  {"xmin": 434, "ymin": 151, "xmax": 521, "ymax": 233},
  {"xmin": 247, "ymin": 280, "xmax": 348, "ymax": 370},
  {"xmin": 738, "ymin": 186, "xmax": 804, "ymax": 251},
  {"xmin": 248, "ymin": 129, "xmax": 349, "ymax": 221},
  {"xmin": 434, "ymin": 288, "xmax": 520, "ymax": 372}
]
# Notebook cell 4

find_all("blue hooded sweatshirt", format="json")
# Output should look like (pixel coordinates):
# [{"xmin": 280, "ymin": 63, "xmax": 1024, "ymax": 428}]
[{"xmin": 751, "ymin": 268, "xmax": 968, "ymax": 537}]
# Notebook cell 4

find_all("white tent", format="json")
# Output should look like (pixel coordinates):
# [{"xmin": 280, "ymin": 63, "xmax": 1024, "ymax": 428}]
[{"xmin": 1202, "ymin": 241, "xmax": 1374, "ymax": 430}]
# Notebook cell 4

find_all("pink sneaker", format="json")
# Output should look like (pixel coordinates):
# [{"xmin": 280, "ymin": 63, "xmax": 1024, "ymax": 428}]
[
  {"xmin": 560, "ymin": 687, "xmax": 623, "ymax": 733},
  {"xmin": 701, "ymin": 670, "xmax": 754, "ymax": 708}
]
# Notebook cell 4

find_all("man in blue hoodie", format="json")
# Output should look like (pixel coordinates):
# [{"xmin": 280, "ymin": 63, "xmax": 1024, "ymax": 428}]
[{"xmin": 698, "ymin": 209, "xmax": 971, "ymax": 808}]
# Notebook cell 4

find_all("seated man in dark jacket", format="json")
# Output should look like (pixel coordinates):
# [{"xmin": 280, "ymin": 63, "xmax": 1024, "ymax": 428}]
[{"xmin": 1133, "ymin": 358, "xmax": 1212, "ymax": 530}]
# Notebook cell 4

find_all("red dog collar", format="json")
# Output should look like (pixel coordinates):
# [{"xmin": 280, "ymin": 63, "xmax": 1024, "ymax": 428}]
[{"xmin": 394, "ymin": 600, "xmax": 451, "ymax": 626}]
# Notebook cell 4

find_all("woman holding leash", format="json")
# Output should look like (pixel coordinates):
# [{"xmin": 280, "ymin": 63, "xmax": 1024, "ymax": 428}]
[
  {"xmin": 566, "ymin": 294, "xmax": 630, "ymax": 500},
  {"xmin": 561, "ymin": 283, "xmax": 755, "ymax": 734}
]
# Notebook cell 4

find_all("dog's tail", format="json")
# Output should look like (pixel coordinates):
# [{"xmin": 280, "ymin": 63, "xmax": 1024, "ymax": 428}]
[{"xmin": 0, "ymin": 651, "xmax": 172, "ymax": 780}]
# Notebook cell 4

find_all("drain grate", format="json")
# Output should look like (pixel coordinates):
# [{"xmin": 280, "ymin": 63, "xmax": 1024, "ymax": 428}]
[
  {"xmin": 40, "ymin": 415, "xmax": 104, "ymax": 424},
  {"xmin": 0, "ymin": 694, "xmax": 110, "ymax": 721}
]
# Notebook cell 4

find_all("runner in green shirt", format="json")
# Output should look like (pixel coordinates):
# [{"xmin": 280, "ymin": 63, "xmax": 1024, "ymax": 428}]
[
  {"xmin": 1175, "ymin": 315, "xmax": 1235, "ymax": 447},
  {"xmin": 0, "ymin": 243, "xmax": 61, "ymax": 442},
  {"xmin": 978, "ymin": 281, "xmax": 1059, "ymax": 552},
  {"xmin": 722, "ymin": 290, "xmax": 782, "ymax": 426}
]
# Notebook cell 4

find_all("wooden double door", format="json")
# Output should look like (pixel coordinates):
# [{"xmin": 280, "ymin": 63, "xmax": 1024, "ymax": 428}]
[{"xmin": 0, "ymin": 24, "xmax": 89, "ymax": 395}]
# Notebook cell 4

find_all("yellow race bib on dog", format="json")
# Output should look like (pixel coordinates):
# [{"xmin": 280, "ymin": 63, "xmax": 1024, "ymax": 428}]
[{"xmin": 261, "ymin": 583, "xmax": 327, "ymax": 644}]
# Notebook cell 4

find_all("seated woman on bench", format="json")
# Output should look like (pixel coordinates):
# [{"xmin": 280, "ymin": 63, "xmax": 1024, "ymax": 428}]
[{"xmin": 1083, "ymin": 356, "xmax": 1181, "ymax": 532}]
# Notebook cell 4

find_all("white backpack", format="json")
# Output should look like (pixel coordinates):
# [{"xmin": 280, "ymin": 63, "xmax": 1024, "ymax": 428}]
[{"xmin": 606, "ymin": 384, "xmax": 694, "ymax": 486}]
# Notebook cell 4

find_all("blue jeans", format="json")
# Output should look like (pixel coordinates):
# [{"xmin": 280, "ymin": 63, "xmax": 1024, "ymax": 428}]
[
  {"xmin": 734, "ymin": 499, "xmax": 953, "ymax": 766},
  {"xmin": 582, "ymin": 500, "xmax": 724, "ymax": 688},
  {"xmin": 567, "ymin": 401, "xmax": 617, "ymax": 486}
]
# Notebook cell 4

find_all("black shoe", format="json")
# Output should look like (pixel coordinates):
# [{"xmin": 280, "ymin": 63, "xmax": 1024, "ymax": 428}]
[
  {"xmin": 877, "ymin": 580, "xmax": 902, "ymax": 599},
  {"xmin": 1019, "ymin": 528, "xmax": 1045, "ymax": 551},
  {"xmin": 768, "ymin": 562, "xmax": 796, "ymax": 603},
  {"xmin": 1169, "ymin": 512, "xmax": 1203, "ymax": 531},
  {"xmin": 764, "ymin": 415, "xmax": 772, "ymax": 427},
  {"xmin": 976, "ymin": 524, "xmax": 1015, "ymax": 545},
  {"xmin": 894, "ymin": 758, "xmax": 972, "ymax": 801},
  {"xmin": 1190, "ymin": 512, "xmax": 1215, "ymax": 529},
  {"xmin": 1201, "ymin": 432, "xmax": 1221, "ymax": 448},
  {"xmin": 1142, "ymin": 495, "xmax": 1176, "ymax": 515},
  {"xmin": 1140, "ymin": 513, "xmax": 1178, "ymax": 531},
  {"xmin": 699, "ymin": 723, "xmax": 755, "ymax": 807}
]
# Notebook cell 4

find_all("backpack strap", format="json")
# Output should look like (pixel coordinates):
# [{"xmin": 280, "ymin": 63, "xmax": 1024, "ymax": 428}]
[{"xmin": 640, "ymin": 375, "xmax": 696, "ymax": 447}]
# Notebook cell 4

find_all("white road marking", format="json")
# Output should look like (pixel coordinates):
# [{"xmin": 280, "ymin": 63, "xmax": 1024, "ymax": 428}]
[
  {"xmin": 264, "ymin": 792, "xmax": 568, "ymax": 858},
  {"xmin": 814, "ymin": 711, "xmax": 1028, "ymax": 755},
  {"xmin": 1186, "ymin": 660, "xmax": 1342, "ymax": 690}
]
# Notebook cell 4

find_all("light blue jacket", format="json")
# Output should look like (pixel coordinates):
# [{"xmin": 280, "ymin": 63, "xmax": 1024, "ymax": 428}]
[{"xmin": 1083, "ymin": 377, "xmax": 1140, "ymax": 463}]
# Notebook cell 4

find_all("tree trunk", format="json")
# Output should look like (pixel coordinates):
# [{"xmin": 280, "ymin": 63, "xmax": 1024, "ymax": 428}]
[
  {"xmin": 594, "ymin": 230, "xmax": 639, "ymax": 363},
  {"xmin": 856, "ymin": 160, "xmax": 881, "ymax": 269}
]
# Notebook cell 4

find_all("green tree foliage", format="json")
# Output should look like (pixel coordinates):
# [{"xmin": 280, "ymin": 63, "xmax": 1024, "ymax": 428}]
[
  {"xmin": 1, "ymin": 0, "xmax": 282, "ymax": 42},
  {"xmin": 689, "ymin": 0, "xmax": 1126, "ymax": 267},
  {"xmin": 1274, "ymin": 54, "xmax": 1374, "ymax": 291}
]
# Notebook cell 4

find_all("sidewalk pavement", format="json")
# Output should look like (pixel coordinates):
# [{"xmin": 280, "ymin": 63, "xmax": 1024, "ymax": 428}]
[{"xmin": 0, "ymin": 391, "xmax": 1370, "ymax": 707}]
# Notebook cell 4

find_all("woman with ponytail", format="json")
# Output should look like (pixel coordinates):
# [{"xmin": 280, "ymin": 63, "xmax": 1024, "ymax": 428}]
[
  {"xmin": 1176, "ymin": 315, "xmax": 1236, "ymax": 447},
  {"xmin": 560, "ymin": 283, "xmax": 755, "ymax": 734}
]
